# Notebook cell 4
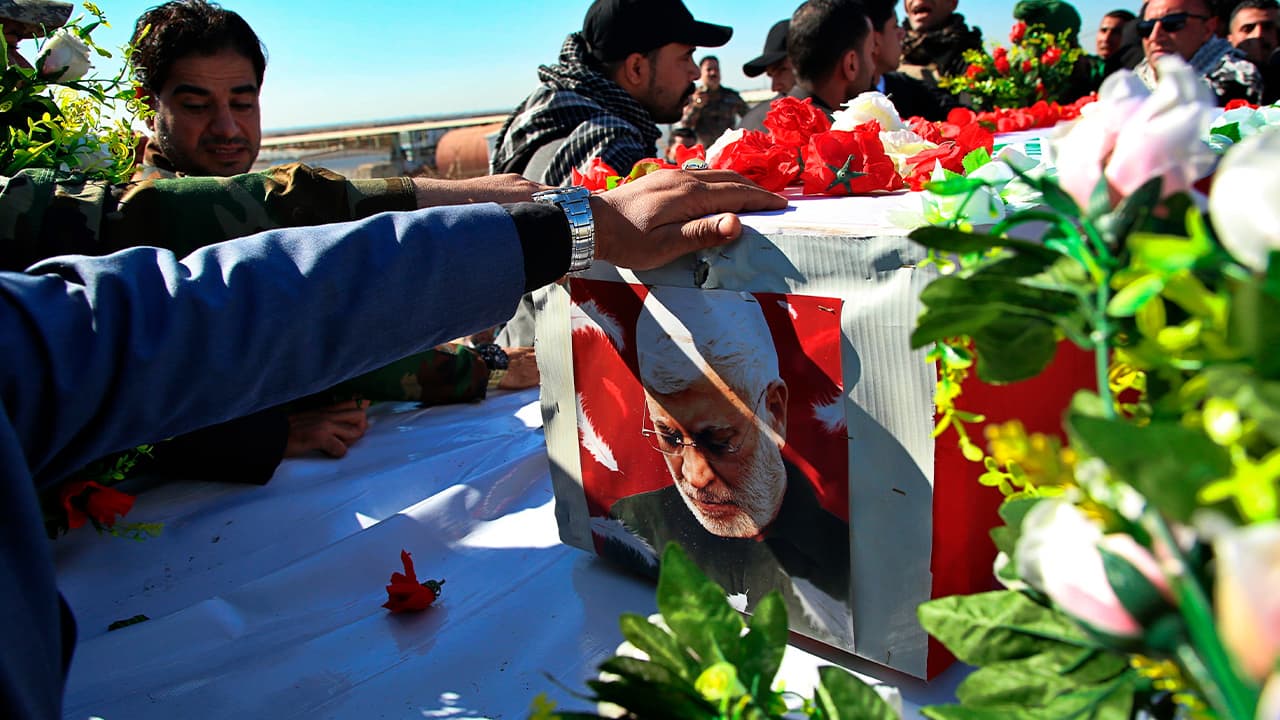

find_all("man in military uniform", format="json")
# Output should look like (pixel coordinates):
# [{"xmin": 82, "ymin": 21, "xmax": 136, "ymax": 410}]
[
  {"xmin": 0, "ymin": 0, "xmax": 71, "ymax": 67},
  {"xmin": 677, "ymin": 56, "xmax": 749, "ymax": 147}
]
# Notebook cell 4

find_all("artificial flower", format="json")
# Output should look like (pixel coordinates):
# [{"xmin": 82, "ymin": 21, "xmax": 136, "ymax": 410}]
[
  {"xmin": 1053, "ymin": 55, "xmax": 1218, "ymax": 212},
  {"xmin": 879, "ymin": 128, "xmax": 937, "ymax": 176},
  {"xmin": 705, "ymin": 128, "xmax": 743, "ymax": 167},
  {"xmin": 1208, "ymin": 128, "xmax": 1280, "ymax": 272},
  {"xmin": 59, "ymin": 480, "xmax": 135, "ymax": 530},
  {"xmin": 1010, "ymin": 20, "xmax": 1027, "ymax": 43},
  {"xmin": 37, "ymin": 28, "xmax": 92, "ymax": 82},
  {"xmin": 1206, "ymin": 102, "xmax": 1280, "ymax": 153},
  {"xmin": 832, "ymin": 91, "xmax": 906, "ymax": 132},
  {"xmin": 671, "ymin": 142, "xmax": 706, "ymax": 167},
  {"xmin": 1040, "ymin": 47, "xmax": 1062, "ymax": 67},
  {"xmin": 571, "ymin": 157, "xmax": 620, "ymax": 193},
  {"xmin": 1213, "ymin": 522, "xmax": 1280, "ymax": 681},
  {"xmin": 709, "ymin": 129, "xmax": 799, "ymax": 192},
  {"xmin": 762, "ymin": 96, "xmax": 831, "ymax": 149},
  {"xmin": 1016, "ymin": 499, "xmax": 1171, "ymax": 638},
  {"xmin": 801, "ymin": 123, "xmax": 903, "ymax": 195},
  {"xmin": 382, "ymin": 549, "xmax": 444, "ymax": 613},
  {"xmin": 902, "ymin": 143, "xmax": 966, "ymax": 190}
]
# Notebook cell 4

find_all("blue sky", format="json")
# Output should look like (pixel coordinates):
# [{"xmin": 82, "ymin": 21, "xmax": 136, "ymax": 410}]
[{"xmin": 83, "ymin": 0, "xmax": 1130, "ymax": 131}]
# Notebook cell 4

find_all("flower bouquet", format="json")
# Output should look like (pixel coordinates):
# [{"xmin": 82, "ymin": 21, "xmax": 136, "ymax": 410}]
[
  {"xmin": 1, "ymin": 1, "xmax": 147, "ymax": 182},
  {"xmin": 905, "ymin": 56, "xmax": 1280, "ymax": 719},
  {"xmin": 939, "ymin": 21, "xmax": 1085, "ymax": 110}
]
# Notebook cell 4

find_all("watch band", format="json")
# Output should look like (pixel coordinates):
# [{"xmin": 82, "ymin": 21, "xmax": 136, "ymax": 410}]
[
  {"xmin": 532, "ymin": 185, "xmax": 595, "ymax": 273},
  {"xmin": 474, "ymin": 343, "xmax": 509, "ymax": 390}
]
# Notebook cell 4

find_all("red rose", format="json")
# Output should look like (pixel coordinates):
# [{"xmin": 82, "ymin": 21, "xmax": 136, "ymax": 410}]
[
  {"xmin": 672, "ymin": 142, "xmax": 706, "ymax": 166},
  {"xmin": 1027, "ymin": 100, "xmax": 1060, "ymax": 127},
  {"xmin": 571, "ymin": 157, "xmax": 620, "ymax": 192},
  {"xmin": 994, "ymin": 55, "xmax": 1011, "ymax": 75},
  {"xmin": 59, "ymin": 480, "xmax": 135, "ymax": 529},
  {"xmin": 946, "ymin": 107, "xmax": 977, "ymax": 127},
  {"xmin": 1022, "ymin": 59, "xmax": 1034, "ymax": 73},
  {"xmin": 902, "ymin": 142, "xmax": 966, "ymax": 190},
  {"xmin": 710, "ymin": 129, "xmax": 800, "ymax": 192},
  {"xmin": 1040, "ymin": 47, "xmax": 1062, "ymax": 67},
  {"xmin": 383, "ymin": 549, "xmax": 445, "ymax": 613},
  {"xmin": 763, "ymin": 96, "xmax": 832, "ymax": 149},
  {"xmin": 1224, "ymin": 98, "xmax": 1259, "ymax": 111},
  {"xmin": 993, "ymin": 47, "xmax": 1008, "ymax": 60},
  {"xmin": 801, "ymin": 126, "xmax": 904, "ymax": 196},
  {"xmin": 1010, "ymin": 21, "xmax": 1027, "ymax": 43},
  {"xmin": 965, "ymin": 63, "xmax": 984, "ymax": 79},
  {"xmin": 955, "ymin": 122, "xmax": 995, "ymax": 157},
  {"xmin": 1035, "ymin": 80, "xmax": 1047, "ymax": 97}
]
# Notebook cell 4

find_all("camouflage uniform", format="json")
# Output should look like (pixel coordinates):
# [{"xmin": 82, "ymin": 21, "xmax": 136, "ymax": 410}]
[
  {"xmin": 3, "ymin": 164, "xmax": 495, "ymax": 486},
  {"xmin": 0, "ymin": 0, "xmax": 72, "ymax": 39},
  {"xmin": 677, "ymin": 86, "xmax": 750, "ymax": 147}
]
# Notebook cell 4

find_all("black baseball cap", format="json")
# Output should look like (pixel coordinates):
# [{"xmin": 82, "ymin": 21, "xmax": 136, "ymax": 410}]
[
  {"xmin": 743, "ymin": 20, "xmax": 789, "ymax": 77},
  {"xmin": 583, "ymin": 0, "xmax": 732, "ymax": 63}
]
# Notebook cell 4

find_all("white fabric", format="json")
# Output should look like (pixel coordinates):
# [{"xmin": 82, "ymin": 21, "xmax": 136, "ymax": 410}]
[{"xmin": 54, "ymin": 390, "xmax": 965, "ymax": 719}]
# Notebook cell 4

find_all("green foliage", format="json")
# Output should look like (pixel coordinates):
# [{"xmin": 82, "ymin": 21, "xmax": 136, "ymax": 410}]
[
  {"xmin": 536, "ymin": 544, "xmax": 899, "ymax": 720},
  {"xmin": 937, "ymin": 24, "xmax": 1084, "ymax": 110},
  {"xmin": 918, "ymin": 591, "xmax": 1141, "ymax": 719},
  {"xmin": 1, "ymin": 3, "xmax": 150, "ymax": 182}
]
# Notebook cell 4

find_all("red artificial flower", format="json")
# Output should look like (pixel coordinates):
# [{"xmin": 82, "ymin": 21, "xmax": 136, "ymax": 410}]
[
  {"xmin": 1040, "ymin": 47, "xmax": 1062, "ymax": 67},
  {"xmin": 59, "ymin": 480, "xmax": 135, "ymax": 529},
  {"xmin": 1035, "ymin": 80, "xmax": 1047, "ymax": 98},
  {"xmin": 1010, "ymin": 21, "xmax": 1027, "ymax": 44},
  {"xmin": 571, "ymin": 157, "xmax": 620, "ymax": 193},
  {"xmin": 1022, "ymin": 59, "xmax": 1034, "ymax": 74},
  {"xmin": 383, "ymin": 549, "xmax": 445, "ymax": 613},
  {"xmin": 946, "ymin": 107, "xmax": 977, "ymax": 127},
  {"xmin": 965, "ymin": 63, "xmax": 984, "ymax": 79},
  {"xmin": 710, "ymin": 129, "xmax": 800, "ymax": 192},
  {"xmin": 994, "ymin": 55, "xmax": 1011, "ymax": 75},
  {"xmin": 763, "ymin": 96, "xmax": 832, "ymax": 149},
  {"xmin": 801, "ymin": 123, "xmax": 904, "ymax": 196},
  {"xmin": 955, "ymin": 121, "xmax": 995, "ymax": 157},
  {"xmin": 1224, "ymin": 98, "xmax": 1259, "ymax": 111},
  {"xmin": 908, "ymin": 117, "xmax": 944, "ymax": 144},
  {"xmin": 672, "ymin": 142, "xmax": 706, "ymax": 166},
  {"xmin": 902, "ymin": 142, "xmax": 967, "ymax": 190},
  {"xmin": 993, "ymin": 46, "xmax": 1008, "ymax": 60}
]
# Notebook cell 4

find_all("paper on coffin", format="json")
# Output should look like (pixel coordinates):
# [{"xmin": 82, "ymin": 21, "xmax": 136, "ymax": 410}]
[{"xmin": 535, "ymin": 191, "xmax": 1089, "ymax": 679}]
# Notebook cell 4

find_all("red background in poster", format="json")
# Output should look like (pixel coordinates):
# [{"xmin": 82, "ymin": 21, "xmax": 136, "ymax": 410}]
[{"xmin": 568, "ymin": 279, "xmax": 850, "ymax": 522}]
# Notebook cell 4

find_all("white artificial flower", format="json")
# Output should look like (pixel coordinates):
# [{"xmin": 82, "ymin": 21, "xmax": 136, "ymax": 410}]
[
  {"xmin": 879, "ymin": 129, "xmax": 936, "ymax": 176},
  {"xmin": 922, "ymin": 161, "xmax": 1006, "ymax": 226},
  {"xmin": 1052, "ymin": 55, "xmax": 1218, "ymax": 212},
  {"xmin": 831, "ymin": 91, "xmax": 905, "ymax": 132},
  {"xmin": 37, "ymin": 29, "xmax": 92, "ymax": 82},
  {"xmin": 1208, "ymin": 127, "xmax": 1280, "ymax": 272}
]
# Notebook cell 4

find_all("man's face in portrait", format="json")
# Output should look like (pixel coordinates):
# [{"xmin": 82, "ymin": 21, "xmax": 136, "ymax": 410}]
[
  {"xmin": 643, "ymin": 375, "xmax": 788, "ymax": 538},
  {"xmin": 147, "ymin": 47, "xmax": 261, "ymax": 177}
]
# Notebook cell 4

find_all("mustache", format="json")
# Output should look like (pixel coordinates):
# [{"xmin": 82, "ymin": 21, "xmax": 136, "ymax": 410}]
[{"xmin": 199, "ymin": 137, "xmax": 251, "ymax": 149}]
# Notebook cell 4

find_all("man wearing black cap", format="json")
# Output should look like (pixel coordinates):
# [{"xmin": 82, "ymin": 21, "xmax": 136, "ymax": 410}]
[
  {"xmin": 738, "ymin": 19, "xmax": 796, "ymax": 132},
  {"xmin": 490, "ymin": 0, "xmax": 731, "ymax": 186}
]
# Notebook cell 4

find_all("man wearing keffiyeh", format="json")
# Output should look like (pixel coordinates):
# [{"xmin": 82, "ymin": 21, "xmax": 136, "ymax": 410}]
[{"xmin": 491, "ymin": 0, "xmax": 733, "ymax": 186}]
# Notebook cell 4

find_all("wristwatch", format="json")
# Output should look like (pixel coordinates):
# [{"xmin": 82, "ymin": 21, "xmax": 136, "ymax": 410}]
[
  {"xmin": 474, "ymin": 343, "xmax": 509, "ymax": 390},
  {"xmin": 532, "ymin": 185, "xmax": 595, "ymax": 273}
]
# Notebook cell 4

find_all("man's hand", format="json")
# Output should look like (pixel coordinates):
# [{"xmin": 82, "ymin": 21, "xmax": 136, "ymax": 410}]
[
  {"xmin": 284, "ymin": 399, "xmax": 370, "ymax": 459},
  {"xmin": 496, "ymin": 346, "xmax": 539, "ymax": 390},
  {"xmin": 590, "ymin": 169, "xmax": 788, "ymax": 271},
  {"xmin": 414, "ymin": 174, "xmax": 547, "ymax": 208}
]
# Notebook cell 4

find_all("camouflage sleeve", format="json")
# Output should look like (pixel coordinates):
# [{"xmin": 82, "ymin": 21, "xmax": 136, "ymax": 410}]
[{"xmin": 0, "ymin": 163, "xmax": 416, "ymax": 270}]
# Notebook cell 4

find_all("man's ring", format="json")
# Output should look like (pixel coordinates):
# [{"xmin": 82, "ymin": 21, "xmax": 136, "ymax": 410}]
[{"xmin": 682, "ymin": 159, "xmax": 710, "ymax": 171}]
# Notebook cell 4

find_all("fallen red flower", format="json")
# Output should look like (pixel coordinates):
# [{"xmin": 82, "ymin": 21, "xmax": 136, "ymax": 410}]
[
  {"xmin": 60, "ymin": 480, "xmax": 135, "ymax": 529},
  {"xmin": 571, "ymin": 157, "xmax": 620, "ymax": 193},
  {"xmin": 383, "ymin": 549, "xmax": 445, "ymax": 613}
]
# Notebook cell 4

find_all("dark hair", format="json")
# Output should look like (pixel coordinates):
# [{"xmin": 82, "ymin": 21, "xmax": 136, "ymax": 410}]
[
  {"xmin": 788, "ymin": 0, "xmax": 872, "ymax": 83},
  {"xmin": 670, "ymin": 127, "xmax": 696, "ymax": 139},
  {"xmin": 700, "ymin": 55, "xmax": 719, "ymax": 66},
  {"xmin": 1140, "ymin": 0, "xmax": 1215, "ymax": 20},
  {"xmin": 131, "ymin": 0, "xmax": 267, "ymax": 92},
  {"xmin": 1231, "ymin": 0, "xmax": 1280, "ymax": 26},
  {"xmin": 863, "ymin": 0, "xmax": 897, "ymax": 32},
  {"xmin": 1104, "ymin": 8, "xmax": 1137, "ymax": 21},
  {"xmin": 598, "ymin": 46, "xmax": 663, "ymax": 81}
]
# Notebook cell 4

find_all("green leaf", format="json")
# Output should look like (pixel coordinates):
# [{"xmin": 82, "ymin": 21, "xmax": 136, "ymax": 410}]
[
  {"xmin": 1129, "ymin": 232, "xmax": 1210, "ymax": 274},
  {"xmin": 592, "ymin": 657, "xmax": 718, "ymax": 719},
  {"xmin": 913, "ymin": 305, "xmax": 1005, "ymax": 348},
  {"xmin": 991, "ymin": 497, "xmax": 1046, "ymax": 556},
  {"xmin": 1097, "ymin": 547, "xmax": 1172, "ymax": 641},
  {"xmin": 924, "ymin": 175, "xmax": 989, "ymax": 196},
  {"xmin": 618, "ymin": 613, "xmax": 700, "ymax": 681},
  {"xmin": 1095, "ymin": 177, "xmax": 1162, "ymax": 246},
  {"xmin": 813, "ymin": 666, "xmax": 899, "ymax": 720},
  {"xmin": 1211, "ymin": 122, "xmax": 1242, "ymax": 144},
  {"xmin": 655, "ymin": 543, "xmax": 743, "ymax": 666},
  {"xmin": 1086, "ymin": 176, "xmax": 1112, "ymax": 222},
  {"xmin": 972, "ymin": 316, "xmax": 1060, "ymax": 383},
  {"xmin": 1106, "ymin": 274, "xmax": 1165, "ymax": 317},
  {"xmin": 909, "ymin": 226, "xmax": 1061, "ymax": 263},
  {"xmin": 735, "ymin": 591, "xmax": 787, "ymax": 698},
  {"xmin": 956, "ymin": 646, "xmax": 1131, "ymax": 708},
  {"xmin": 921, "ymin": 275, "xmax": 1081, "ymax": 317},
  {"xmin": 918, "ymin": 591, "xmax": 1100, "ymax": 667},
  {"xmin": 1067, "ymin": 416, "xmax": 1232, "ymax": 522},
  {"xmin": 963, "ymin": 146, "xmax": 993, "ymax": 174}
]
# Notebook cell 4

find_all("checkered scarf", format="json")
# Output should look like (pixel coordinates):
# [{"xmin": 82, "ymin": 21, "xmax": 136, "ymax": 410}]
[{"xmin": 490, "ymin": 33, "xmax": 661, "ymax": 185}]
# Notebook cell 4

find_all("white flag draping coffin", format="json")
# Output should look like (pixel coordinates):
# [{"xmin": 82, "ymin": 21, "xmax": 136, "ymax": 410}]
[{"xmin": 535, "ymin": 194, "xmax": 1091, "ymax": 678}]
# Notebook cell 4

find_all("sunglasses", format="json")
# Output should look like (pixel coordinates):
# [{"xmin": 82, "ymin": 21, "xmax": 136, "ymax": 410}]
[{"xmin": 1137, "ymin": 12, "xmax": 1209, "ymax": 37}]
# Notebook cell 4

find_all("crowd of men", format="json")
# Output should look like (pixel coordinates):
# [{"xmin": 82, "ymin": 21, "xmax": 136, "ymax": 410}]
[{"xmin": 2, "ymin": 0, "xmax": 1278, "ymax": 716}]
